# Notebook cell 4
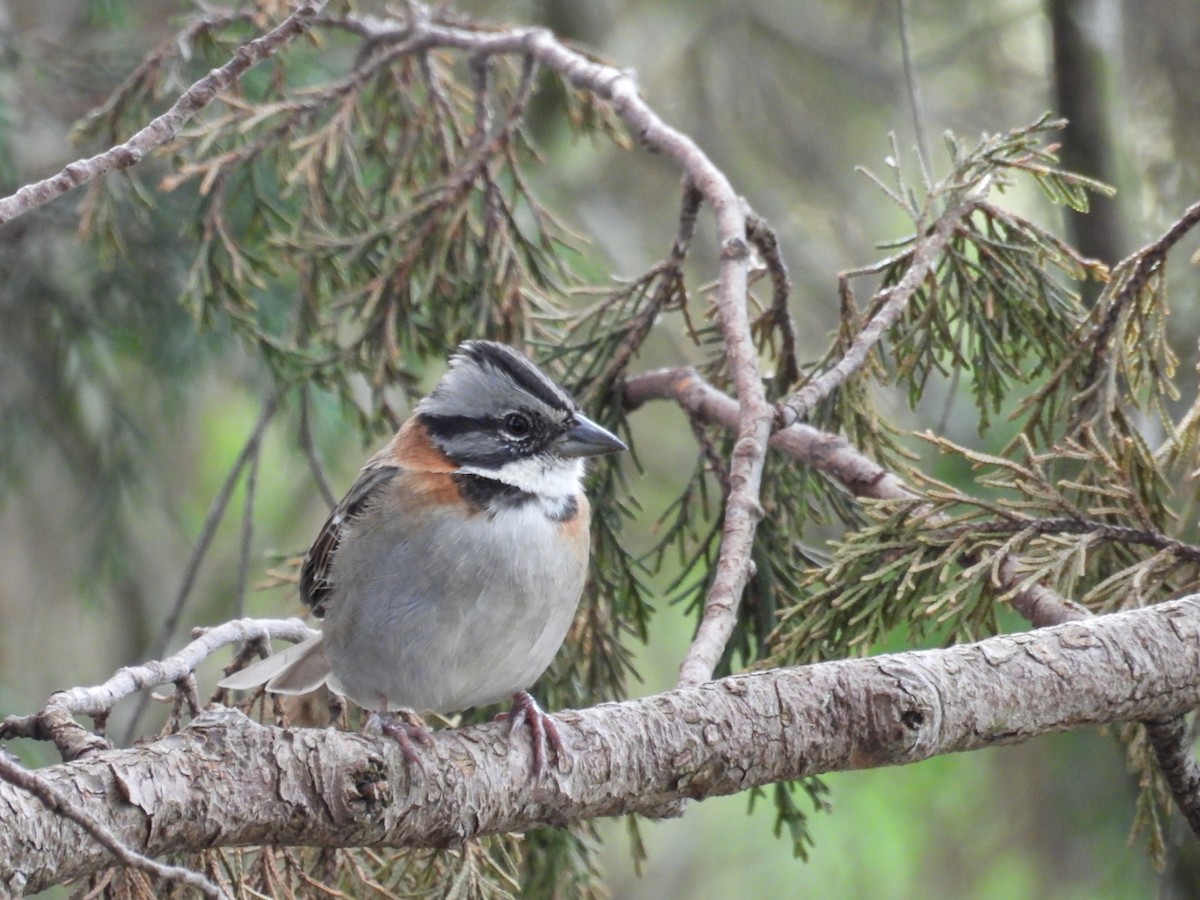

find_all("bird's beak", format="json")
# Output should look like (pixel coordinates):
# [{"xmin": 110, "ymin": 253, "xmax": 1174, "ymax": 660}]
[{"xmin": 557, "ymin": 413, "xmax": 627, "ymax": 458}]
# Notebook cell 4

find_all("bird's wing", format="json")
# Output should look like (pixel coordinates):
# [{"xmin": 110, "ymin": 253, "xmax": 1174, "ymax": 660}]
[
  {"xmin": 218, "ymin": 633, "xmax": 331, "ymax": 694},
  {"xmin": 299, "ymin": 458, "xmax": 400, "ymax": 618}
]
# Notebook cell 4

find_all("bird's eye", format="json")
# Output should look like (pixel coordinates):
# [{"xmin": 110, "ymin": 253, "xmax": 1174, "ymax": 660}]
[{"xmin": 502, "ymin": 412, "xmax": 533, "ymax": 439}]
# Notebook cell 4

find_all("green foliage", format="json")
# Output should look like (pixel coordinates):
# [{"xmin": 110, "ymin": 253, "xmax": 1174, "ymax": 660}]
[
  {"xmin": 770, "ymin": 120, "xmax": 1200, "ymax": 864},
  {"xmin": 49, "ymin": 0, "xmax": 1200, "ymax": 891},
  {"xmin": 78, "ymin": 8, "xmax": 625, "ymax": 433},
  {"xmin": 837, "ymin": 119, "xmax": 1110, "ymax": 438},
  {"xmin": 118, "ymin": 840, "xmax": 525, "ymax": 899},
  {"xmin": 747, "ymin": 778, "xmax": 833, "ymax": 862}
]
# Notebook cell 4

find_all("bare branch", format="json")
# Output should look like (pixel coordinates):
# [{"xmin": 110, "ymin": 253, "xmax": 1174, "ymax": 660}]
[
  {"xmin": 627, "ymin": 367, "xmax": 915, "ymax": 498},
  {"xmin": 1, "ymin": 618, "xmax": 315, "ymax": 761},
  {"xmin": 897, "ymin": 0, "xmax": 932, "ymax": 187},
  {"xmin": 233, "ymin": 444, "xmax": 262, "ymax": 621},
  {"xmin": 745, "ymin": 209, "xmax": 800, "ymax": 388},
  {"xmin": 0, "ymin": 1, "xmax": 329, "ymax": 226},
  {"xmin": 5, "ymin": 597, "xmax": 1200, "ymax": 894},
  {"xmin": 299, "ymin": 388, "xmax": 339, "ymax": 509}
]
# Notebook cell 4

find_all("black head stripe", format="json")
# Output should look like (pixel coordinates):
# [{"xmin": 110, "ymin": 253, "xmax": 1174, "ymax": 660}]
[
  {"xmin": 458, "ymin": 341, "xmax": 574, "ymax": 413},
  {"xmin": 418, "ymin": 412, "xmax": 523, "ymax": 468}
]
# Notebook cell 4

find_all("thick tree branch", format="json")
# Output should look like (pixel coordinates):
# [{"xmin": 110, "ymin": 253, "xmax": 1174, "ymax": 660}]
[
  {"xmin": 5, "ymin": 598, "xmax": 1200, "ymax": 894},
  {"xmin": 0, "ymin": 755, "xmax": 225, "ymax": 898},
  {"xmin": 623, "ymin": 369, "xmax": 1200, "ymax": 828},
  {"xmin": 0, "ymin": 1, "xmax": 329, "ymax": 226}
]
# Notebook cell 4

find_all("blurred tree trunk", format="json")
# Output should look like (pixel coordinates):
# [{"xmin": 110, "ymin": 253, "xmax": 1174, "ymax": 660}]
[{"xmin": 1048, "ymin": 0, "xmax": 1125, "ymax": 298}]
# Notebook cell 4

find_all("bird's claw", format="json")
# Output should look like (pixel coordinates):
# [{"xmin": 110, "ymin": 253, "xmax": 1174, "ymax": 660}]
[
  {"xmin": 500, "ymin": 691, "xmax": 565, "ymax": 775},
  {"xmin": 368, "ymin": 711, "xmax": 433, "ymax": 770}
]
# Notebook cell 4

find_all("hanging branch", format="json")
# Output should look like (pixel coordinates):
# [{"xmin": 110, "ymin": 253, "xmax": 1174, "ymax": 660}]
[
  {"xmin": 1080, "ymin": 198, "xmax": 1200, "ymax": 392},
  {"xmin": 0, "ymin": 0, "xmax": 330, "ymax": 225}
]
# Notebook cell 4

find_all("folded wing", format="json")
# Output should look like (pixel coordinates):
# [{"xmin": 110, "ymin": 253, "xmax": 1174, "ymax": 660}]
[{"xmin": 218, "ymin": 633, "xmax": 331, "ymax": 695}]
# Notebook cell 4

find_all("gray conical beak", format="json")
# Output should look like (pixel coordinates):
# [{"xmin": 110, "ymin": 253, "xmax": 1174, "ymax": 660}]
[{"xmin": 557, "ymin": 413, "xmax": 627, "ymax": 458}]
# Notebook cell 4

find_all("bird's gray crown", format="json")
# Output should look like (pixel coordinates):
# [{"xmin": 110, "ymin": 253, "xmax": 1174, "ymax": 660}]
[{"xmin": 421, "ymin": 341, "xmax": 574, "ymax": 419}]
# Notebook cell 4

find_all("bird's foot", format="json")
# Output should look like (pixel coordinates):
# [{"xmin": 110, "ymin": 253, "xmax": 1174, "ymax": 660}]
[
  {"xmin": 367, "ymin": 710, "xmax": 434, "ymax": 769},
  {"xmin": 499, "ymin": 691, "xmax": 565, "ymax": 775}
]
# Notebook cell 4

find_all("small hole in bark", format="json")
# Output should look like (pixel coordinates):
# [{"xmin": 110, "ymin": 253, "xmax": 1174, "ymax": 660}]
[{"xmin": 901, "ymin": 708, "xmax": 925, "ymax": 729}]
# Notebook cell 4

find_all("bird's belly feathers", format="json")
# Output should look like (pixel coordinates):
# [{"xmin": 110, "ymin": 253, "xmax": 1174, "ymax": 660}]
[{"xmin": 322, "ymin": 499, "xmax": 588, "ymax": 713}]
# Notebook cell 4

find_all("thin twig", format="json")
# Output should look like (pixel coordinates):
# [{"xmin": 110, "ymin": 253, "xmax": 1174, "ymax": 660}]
[
  {"xmin": 0, "ymin": 0, "xmax": 329, "ymax": 225},
  {"xmin": 588, "ymin": 182, "xmax": 703, "ymax": 397},
  {"xmin": 234, "ymin": 441, "xmax": 262, "ymax": 621},
  {"xmin": 744, "ymin": 208, "xmax": 799, "ymax": 388},
  {"xmin": 897, "ymin": 0, "xmax": 932, "ymax": 187},
  {"xmin": 962, "ymin": 516, "xmax": 1200, "ymax": 561},
  {"xmin": 122, "ymin": 394, "xmax": 279, "ymax": 745},
  {"xmin": 300, "ymin": 389, "xmax": 339, "ymax": 509},
  {"xmin": 0, "ymin": 754, "xmax": 227, "ymax": 898},
  {"xmin": 776, "ymin": 196, "xmax": 978, "ymax": 428}
]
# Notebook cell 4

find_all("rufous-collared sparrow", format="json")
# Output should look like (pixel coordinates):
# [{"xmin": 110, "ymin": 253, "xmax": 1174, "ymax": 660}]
[{"xmin": 221, "ymin": 341, "xmax": 626, "ymax": 772}]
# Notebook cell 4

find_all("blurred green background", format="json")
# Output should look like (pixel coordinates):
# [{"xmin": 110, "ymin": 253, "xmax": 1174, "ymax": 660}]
[{"xmin": 2, "ymin": 0, "xmax": 1198, "ymax": 896}]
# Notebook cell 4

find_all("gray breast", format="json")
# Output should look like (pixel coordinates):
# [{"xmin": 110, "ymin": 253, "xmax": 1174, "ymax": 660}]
[{"xmin": 321, "ymin": 499, "xmax": 588, "ymax": 713}]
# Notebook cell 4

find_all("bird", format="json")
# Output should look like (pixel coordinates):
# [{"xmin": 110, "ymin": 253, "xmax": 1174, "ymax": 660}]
[{"xmin": 220, "ymin": 340, "xmax": 626, "ymax": 773}]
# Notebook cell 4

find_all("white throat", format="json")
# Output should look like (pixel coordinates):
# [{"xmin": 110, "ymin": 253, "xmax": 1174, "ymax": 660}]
[{"xmin": 458, "ymin": 456, "xmax": 585, "ymax": 500}]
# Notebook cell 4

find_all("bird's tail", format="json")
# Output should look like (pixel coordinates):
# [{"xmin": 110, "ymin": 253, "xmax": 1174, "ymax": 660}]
[{"xmin": 218, "ymin": 633, "xmax": 331, "ymax": 695}]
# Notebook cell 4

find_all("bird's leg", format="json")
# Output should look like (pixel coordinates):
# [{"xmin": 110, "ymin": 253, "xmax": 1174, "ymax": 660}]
[
  {"xmin": 502, "ymin": 691, "xmax": 565, "ymax": 775},
  {"xmin": 366, "ymin": 709, "xmax": 434, "ymax": 769}
]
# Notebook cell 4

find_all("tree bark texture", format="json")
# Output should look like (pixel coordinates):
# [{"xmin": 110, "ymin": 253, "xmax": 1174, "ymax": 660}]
[{"xmin": 5, "ymin": 596, "xmax": 1200, "ymax": 894}]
